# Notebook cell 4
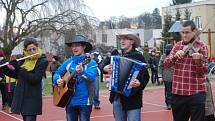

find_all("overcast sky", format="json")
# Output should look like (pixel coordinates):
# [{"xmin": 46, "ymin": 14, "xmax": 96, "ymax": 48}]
[
  {"xmin": 0, "ymin": 0, "xmax": 204, "ymax": 26},
  {"xmin": 84, "ymin": 0, "xmax": 204, "ymax": 21}
]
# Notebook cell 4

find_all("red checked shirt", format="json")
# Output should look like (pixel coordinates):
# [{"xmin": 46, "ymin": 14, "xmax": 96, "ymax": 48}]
[{"xmin": 164, "ymin": 40, "xmax": 208, "ymax": 96}]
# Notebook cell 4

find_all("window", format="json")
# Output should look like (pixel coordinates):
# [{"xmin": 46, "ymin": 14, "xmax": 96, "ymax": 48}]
[
  {"xmin": 195, "ymin": 16, "xmax": 202, "ymax": 29},
  {"xmin": 102, "ymin": 34, "xmax": 107, "ymax": 43}
]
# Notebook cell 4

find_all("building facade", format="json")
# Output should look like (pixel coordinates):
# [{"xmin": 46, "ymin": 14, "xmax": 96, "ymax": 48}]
[
  {"xmin": 162, "ymin": 0, "xmax": 215, "ymax": 56},
  {"xmin": 94, "ymin": 28, "xmax": 162, "ymax": 50}
]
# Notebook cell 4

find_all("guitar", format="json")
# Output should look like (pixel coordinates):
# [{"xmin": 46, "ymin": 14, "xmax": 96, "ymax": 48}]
[{"xmin": 53, "ymin": 56, "xmax": 91, "ymax": 108}]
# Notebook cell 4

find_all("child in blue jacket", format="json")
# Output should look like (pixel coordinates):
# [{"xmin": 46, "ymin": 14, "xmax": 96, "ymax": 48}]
[{"xmin": 53, "ymin": 35, "xmax": 97, "ymax": 121}]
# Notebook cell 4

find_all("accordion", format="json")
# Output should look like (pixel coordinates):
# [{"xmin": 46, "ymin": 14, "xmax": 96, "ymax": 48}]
[{"xmin": 109, "ymin": 56, "xmax": 147, "ymax": 96}]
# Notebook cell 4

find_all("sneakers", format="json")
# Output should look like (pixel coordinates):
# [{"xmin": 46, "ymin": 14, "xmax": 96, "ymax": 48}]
[
  {"xmin": 94, "ymin": 106, "xmax": 101, "ymax": 110},
  {"xmin": 8, "ymin": 107, "xmax": 13, "ymax": 114},
  {"xmin": 2, "ymin": 105, "xmax": 6, "ymax": 110},
  {"xmin": 2, "ymin": 103, "xmax": 8, "ymax": 110},
  {"xmin": 166, "ymin": 104, "xmax": 172, "ymax": 110}
]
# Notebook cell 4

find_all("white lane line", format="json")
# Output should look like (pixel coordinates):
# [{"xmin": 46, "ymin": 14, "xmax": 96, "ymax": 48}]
[
  {"xmin": 99, "ymin": 95, "xmax": 166, "ymax": 108},
  {"xmin": 90, "ymin": 109, "xmax": 170, "ymax": 119},
  {"xmin": 141, "ymin": 109, "xmax": 171, "ymax": 114},
  {"xmin": 143, "ymin": 102, "xmax": 166, "ymax": 108},
  {"xmin": 0, "ymin": 111, "xmax": 23, "ymax": 121}
]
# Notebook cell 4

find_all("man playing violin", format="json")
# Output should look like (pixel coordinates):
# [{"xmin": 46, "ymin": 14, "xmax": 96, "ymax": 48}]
[{"xmin": 164, "ymin": 20, "xmax": 208, "ymax": 121}]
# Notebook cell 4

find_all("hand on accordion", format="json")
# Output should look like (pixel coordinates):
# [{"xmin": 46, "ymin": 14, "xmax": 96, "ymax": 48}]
[
  {"xmin": 130, "ymin": 79, "xmax": 140, "ymax": 88},
  {"xmin": 103, "ymin": 64, "xmax": 112, "ymax": 74}
]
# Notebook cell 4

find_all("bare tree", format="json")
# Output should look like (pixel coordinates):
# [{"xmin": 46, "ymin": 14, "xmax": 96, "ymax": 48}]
[{"xmin": 0, "ymin": 0, "xmax": 97, "ymax": 56}]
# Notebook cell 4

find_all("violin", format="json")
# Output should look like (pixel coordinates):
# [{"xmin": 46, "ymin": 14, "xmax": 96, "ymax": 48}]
[
  {"xmin": 182, "ymin": 41, "xmax": 200, "ymax": 56},
  {"xmin": 182, "ymin": 30, "xmax": 201, "ymax": 56}
]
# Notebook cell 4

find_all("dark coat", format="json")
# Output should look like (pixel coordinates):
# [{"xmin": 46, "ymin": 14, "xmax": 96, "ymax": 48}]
[
  {"xmin": 102, "ymin": 48, "xmax": 149, "ymax": 110},
  {"xmin": 148, "ymin": 54, "xmax": 160, "ymax": 69},
  {"xmin": 4, "ymin": 55, "xmax": 48, "ymax": 115}
]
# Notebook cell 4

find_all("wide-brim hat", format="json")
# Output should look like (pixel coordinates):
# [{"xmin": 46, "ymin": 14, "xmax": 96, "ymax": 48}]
[
  {"xmin": 118, "ymin": 31, "xmax": 140, "ymax": 48},
  {"xmin": 65, "ymin": 35, "xmax": 92, "ymax": 53}
]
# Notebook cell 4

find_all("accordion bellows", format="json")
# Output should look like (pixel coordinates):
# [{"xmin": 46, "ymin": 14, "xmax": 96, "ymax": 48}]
[{"xmin": 109, "ymin": 56, "xmax": 147, "ymax": 96}]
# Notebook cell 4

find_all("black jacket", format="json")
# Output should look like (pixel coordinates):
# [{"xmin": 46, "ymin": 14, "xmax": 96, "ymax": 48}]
[
  {"xmin": 4, "ymin": 55, "xmax": 48, "ymax": 115},
  {"xmin": 102, "ymin": 49, "xmax": 149, "ymax": 110}
]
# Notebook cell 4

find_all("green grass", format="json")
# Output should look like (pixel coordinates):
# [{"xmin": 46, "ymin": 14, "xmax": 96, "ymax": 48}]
[
  {"xmin": 43, "ymin": 72, "xmax": 109, "ymax": 96},
  {"xmin": 43, "ymin": 72, "xmax": 53, "ymax": 95}
]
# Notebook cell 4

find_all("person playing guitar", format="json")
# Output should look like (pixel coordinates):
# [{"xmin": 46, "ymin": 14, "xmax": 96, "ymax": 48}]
[{"xmin": 52, "ymin": 35, "xmax": 97, "ymax": 121}]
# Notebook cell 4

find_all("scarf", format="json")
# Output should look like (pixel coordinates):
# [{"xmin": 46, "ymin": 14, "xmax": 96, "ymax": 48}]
[
  {"xmin": 72, "ymin": 55, "xmax": 87, "ymax": 64},
  {"xmin": 21, "ymin": 48, "xmax": 42, "ymax": 71}
]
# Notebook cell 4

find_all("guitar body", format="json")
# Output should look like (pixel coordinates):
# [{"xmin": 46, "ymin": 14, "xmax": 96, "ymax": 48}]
[{"xmin": 53, "ymin": 71, "xmax": 76, "ymax": 108}]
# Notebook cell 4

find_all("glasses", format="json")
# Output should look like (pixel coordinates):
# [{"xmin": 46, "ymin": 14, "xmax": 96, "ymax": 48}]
[{"xmin": 27, "ymin": 48, "xmax": 36, "ymax": 52}]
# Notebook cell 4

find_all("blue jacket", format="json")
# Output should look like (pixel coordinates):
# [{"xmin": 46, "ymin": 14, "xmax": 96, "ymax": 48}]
[{"xmin": 53, "ymin": 54, "xmax": 97, "ymax": 106}]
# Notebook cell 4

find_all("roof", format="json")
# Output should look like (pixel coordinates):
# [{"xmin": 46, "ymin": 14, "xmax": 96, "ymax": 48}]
[
  {"xmin": 168, "ymin": 21, "xmax": 182, "ymax": 32},
  {"xmin": 162, "ymin": 0, "xmax": 215, "ymax": 9}
]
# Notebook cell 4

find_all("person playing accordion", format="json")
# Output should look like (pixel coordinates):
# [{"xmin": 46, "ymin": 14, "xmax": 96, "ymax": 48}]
[{"xmin": 102, "ymin": 31, "xmax": 149, "ymax": 121}]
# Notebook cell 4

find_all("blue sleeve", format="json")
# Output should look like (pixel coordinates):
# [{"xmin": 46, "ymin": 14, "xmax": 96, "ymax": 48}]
[
  {"xmin": 53, "ymin": 58, "xmax": 72, "ymax": 85},
  {"xmin": 77, "ymin": 60, "xmax": 97, "ymax": 82}
]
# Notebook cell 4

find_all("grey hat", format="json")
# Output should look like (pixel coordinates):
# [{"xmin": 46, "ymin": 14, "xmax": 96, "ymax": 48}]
[
  {"xmin": 118, "ymin": 30, "xmax": 140, "ymax": 48},
  {"xmin": 65, "ymin": 35, "xmax": 92, "ymax": 52}
]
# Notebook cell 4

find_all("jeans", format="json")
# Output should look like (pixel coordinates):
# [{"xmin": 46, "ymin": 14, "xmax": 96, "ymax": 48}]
[
  {"xmin": 164, "ymin": 81, "xmax": 172, "ymax": 106},
  {"xmin": 41, "ymin": 77, "xmax": 45, "ymax": 95},
  {"xmin": 0, "ymin": 82, "xmax": 7, "ymax": 106},
  {"xmin": 22, "ymin": 115, "xmax": 37, "ymax": 121},
  {"xmin": 113, "ymin": 97, "xmax": 141, "ymax": 121},
  {"xmin": 93, "ymin": 72, "xmax": 100, "ymax": 106},
  {"xmin": 151, "ymin": 68, "xmax": 159, "ymax": 84},
  {"xmin": 66, "ymin": 105, "xmax": 92, "ymax": 121}
]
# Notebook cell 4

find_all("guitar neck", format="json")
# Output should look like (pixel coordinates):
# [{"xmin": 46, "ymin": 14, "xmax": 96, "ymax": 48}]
[{"xmin": 63, "ymin": 56, "xmax": 91, "ymax": 82}]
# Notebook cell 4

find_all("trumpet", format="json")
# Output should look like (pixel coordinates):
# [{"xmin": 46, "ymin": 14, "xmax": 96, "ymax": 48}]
[{"xmin": 0, "ymin": 53, "xmax": 39, "ymax": 68}]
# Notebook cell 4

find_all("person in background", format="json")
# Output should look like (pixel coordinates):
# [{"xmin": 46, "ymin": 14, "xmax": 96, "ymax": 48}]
[
  {"xmin": 53, "ymin": 35, "xmax": 97, "ymax": 121},
  {"xmin": 46, "ymin": 54, "xmax": 61, "ymax": 94},
  {"xmin": 41, "ymin": 73, "xmax": 46, "ymax": 96},
  {"xmin": 4, "ymin": 74, "xmax": 16, "ymax": 114},
  {"xmin": 102, "ymin": 31, "xmax": 149, "ymax": 121},
  {"xmin": 3, "ymin": 37, "xmax": 48, "ymax": 121},
  {"xmin": 158, "ymin": 44, "xmax": 173, "ymax": 110},
  {"xmin": 89, "ymin": 39, "xmax": 103, "ymax": 110},
  {"xmin": 4, "ymin": 55, "xmax": 17, "ymax": 114},
  {"xmin": 164, "ymin": 20, "xmax": 208, "ymax": 121},
  {"xmin": 205, "ymin": 62, "xmax": 215, "ymax": 121},
  {"xmin": 0, "ymin": 49, "xmax": 7, "ymax": 110},
  {"xmin": 102, "ymin": 52, "xmax": 112, "ymax": 88},
  {"xmin": 148, "ymin": 49, "xmax": 159, "ymax": 85}
]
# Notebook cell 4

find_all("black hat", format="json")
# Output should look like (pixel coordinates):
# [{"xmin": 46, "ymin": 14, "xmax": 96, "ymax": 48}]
[
  {"xmin": 165, "ymin": 44, "xmax": 173, "ymax": 51},
  {"xmin": 65, "ymin": 35, "xmax": 92, "ymax": 53},
  {"xmin": 165, "ymin": 44, "xmax": 173, "ymax": 55}
]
